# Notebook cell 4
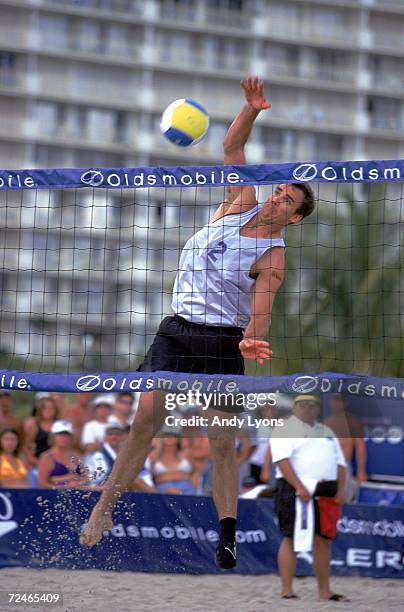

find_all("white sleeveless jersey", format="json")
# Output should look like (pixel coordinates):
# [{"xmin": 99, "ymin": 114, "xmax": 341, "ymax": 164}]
[{"xmin": 171, "ymin": 204, "xmax": 285, "ymax": 328}]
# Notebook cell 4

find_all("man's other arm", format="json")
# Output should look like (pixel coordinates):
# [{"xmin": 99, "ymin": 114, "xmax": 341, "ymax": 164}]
[
  {"xmin": 276, "ymin": 459, "xmax": 311, "ymax": 502},
  {"xmin": 239, "ymin": 248, "xmax": 284, "ymax": 362}
]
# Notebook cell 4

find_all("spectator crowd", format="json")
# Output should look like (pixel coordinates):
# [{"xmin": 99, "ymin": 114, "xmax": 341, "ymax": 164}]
[{"xmin": 0, "ymin": 389, "xmax": 366, "ymax": 501}]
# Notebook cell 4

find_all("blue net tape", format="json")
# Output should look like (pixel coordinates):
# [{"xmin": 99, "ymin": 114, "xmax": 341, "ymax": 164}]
[
  {"xmin": 1, "ymin": 158, "xmax": 404, "ymax": 190},
  {"xmin": 1, "ymin": 369, "xmax": 403, "ymax": 400}
]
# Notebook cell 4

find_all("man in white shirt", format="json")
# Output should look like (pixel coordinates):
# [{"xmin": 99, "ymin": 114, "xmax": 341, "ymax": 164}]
[
  {"xmin": 86, "ymin": 420, "xmax": 155, "ymax": 492},
  {"xmin": 270, "ymin": 395, "xmax": 348, "ymax": 602},
  {"xmin": 86, "ymin": 421, "xmax": 126, "ymax": 486},
  {"xmin": 81, "ymin": 396, "xmax": 114, "ymax": 455}
]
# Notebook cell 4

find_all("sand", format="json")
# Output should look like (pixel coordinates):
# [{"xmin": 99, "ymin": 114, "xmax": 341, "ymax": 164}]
[{"xmin": 1, "ymin": 568, "xmax": 402, "ymax": 612}]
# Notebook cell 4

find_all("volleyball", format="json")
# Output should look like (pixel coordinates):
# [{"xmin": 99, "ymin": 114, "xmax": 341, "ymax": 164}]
[{"xmin": 160, "ymin": 98, "xmax": 209, "ymax": 146}]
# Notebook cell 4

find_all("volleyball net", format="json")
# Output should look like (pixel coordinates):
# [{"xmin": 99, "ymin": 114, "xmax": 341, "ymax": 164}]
[{"xmin": 0, "ymin": 158, "xmax": 403, "ymax": 401}]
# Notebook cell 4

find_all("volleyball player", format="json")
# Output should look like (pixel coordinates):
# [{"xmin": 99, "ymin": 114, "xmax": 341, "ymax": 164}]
[{"xmin": 80, "ymin": 76, "xmax": 315, "ymax": 569}]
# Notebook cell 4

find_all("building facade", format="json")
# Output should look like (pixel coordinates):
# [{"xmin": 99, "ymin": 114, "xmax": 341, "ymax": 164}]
[{"xmin": 0, "ymin": 0, "xmax": 403, "ymax": 370}]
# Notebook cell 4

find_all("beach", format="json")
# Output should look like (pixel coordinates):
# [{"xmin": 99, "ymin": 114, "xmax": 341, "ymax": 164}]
[{"xmin": 1, "ymin": 568, "xmax": 402, "ymax": 612}]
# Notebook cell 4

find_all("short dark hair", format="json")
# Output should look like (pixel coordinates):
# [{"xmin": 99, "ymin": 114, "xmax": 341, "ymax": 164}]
[
  {"xmin": 292, "ymin": 183, "xmax": 316, "ymax": 219},
  {"xmin": 116, "ymin": 392, "xmax": 133, "ymax": 401}
]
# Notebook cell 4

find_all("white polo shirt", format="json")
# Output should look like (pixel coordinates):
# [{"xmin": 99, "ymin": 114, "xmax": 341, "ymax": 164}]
[
  {"xmin": 270, "ymin": 415, "xmax": 346, "ymax": 481},
  {"xmin": 81, "ymin": 420, "xmax": 108, "ymax": 446},
  {"xmin": 86, "ymin": 442, "xmax": 117, "ymax": 486}
]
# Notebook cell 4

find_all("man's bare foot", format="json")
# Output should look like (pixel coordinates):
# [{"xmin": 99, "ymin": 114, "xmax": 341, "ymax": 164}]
[{"xmin": 80, "ymin": 504, "xmax": 113, "ymax": 547}]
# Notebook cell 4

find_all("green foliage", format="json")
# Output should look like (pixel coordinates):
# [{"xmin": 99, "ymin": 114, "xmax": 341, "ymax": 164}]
[{"xmin": 268, "ymin": 187, "xmax": 404, "ymax": 377}]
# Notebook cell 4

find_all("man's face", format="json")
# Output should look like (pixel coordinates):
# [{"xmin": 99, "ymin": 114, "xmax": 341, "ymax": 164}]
[
  {"xmin": 330, "ymin": 397, "xmax": 346, "ymax": 415},
  {"xmin": 0, "ymin": 394, "xmax": 12, "ymax": 413},
  {"xmin": 261, "ymin": 184, "xmax": 304, "ymax": 227},
  {"xmin": 53, "ymin": 432, "xmax": 72, "ymax": 449},
  {"xmin": 293, "ymin": 399, "xmax": 320, "ymax": 424},
  {"xmin": 95, "ymin": 404, "xmax": 111, "ymax": 421},
  {"xmin": 114, "ymin": 395, "xmax": 133, "ymax": 417},
  {"xmin": 105, "ymin": 429, "xmax": 123, "ymax": 451}
]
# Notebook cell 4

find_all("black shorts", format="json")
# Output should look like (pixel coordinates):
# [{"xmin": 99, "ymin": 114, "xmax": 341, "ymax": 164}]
[
  {"xmin": 275, "ymin": 478, "xmax": 338, "ymax": 540},
  {"xmin": 137, "ymin": 315, "xmax": 245, "ymax": 375}
]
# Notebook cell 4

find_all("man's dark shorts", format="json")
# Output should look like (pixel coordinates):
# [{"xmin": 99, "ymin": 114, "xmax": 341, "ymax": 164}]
[
  {"xmin": 275, "ymin": 478, "xmax": 338, "ymax": 540},
  {"xmin": 138, "ymin": 314, "xmax": 245, "ymax": 375}
]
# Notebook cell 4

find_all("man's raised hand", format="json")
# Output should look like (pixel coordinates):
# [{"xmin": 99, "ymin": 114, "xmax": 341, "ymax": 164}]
[{"xmin": 240, "ymin": 76, "xmax": 271, "ymax": 111}]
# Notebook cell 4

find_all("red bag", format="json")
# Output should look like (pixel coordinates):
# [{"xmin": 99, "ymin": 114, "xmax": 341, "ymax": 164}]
[{"xmin": 316, "ymin": 497, "xmax": 342, "ymax": 539}]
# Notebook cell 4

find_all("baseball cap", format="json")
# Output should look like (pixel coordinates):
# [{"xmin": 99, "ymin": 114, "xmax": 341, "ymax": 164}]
[
  {"xmin": 105, "ymin": 420, "xmax": 126, "ymax": 433},
  {"xmin": 51, "ymin": 420, "xmax": 73, "ymax": 435},
  {"xmin": 35, "ymin": 392, "xmax": 51, "ymax": 401},
  {"xmin": 294, "ymin": 395, "xmax": 320, "ymax": 404},
  {"xmin": 92, "ymin": 394, "xmax": 114, "ymax": 408}
]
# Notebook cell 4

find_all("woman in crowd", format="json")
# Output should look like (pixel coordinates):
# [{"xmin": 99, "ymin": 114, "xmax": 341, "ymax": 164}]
[
  {"xmin": 24, "ymin": 396, "xmax": 59, "ymax": 467},
  {"xmin": 37, "ymin": 420, "xmax": 87, "ymax": 489},
  {"xmin": 150, "ymin": 435, "xmax": 197, "ymax": 494},
  {"xmin": 0, "ymin": 428, "xmax": 29, "ymax": 488}
]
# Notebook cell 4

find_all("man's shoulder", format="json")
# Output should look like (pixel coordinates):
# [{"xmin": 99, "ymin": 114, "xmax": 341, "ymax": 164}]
[
  {"xmin": 271, "ymin": 415, "xmax": 298, "ymax": 437},
  {"xmin": 317, "ymin": 422, "xmax": 338, "ymax": 438},
  {"xmin": 83, "ymin": 420, "xmax": 97, "ymax": 430},
  {"xmin": 3, "ymin": 414, "xmax": 24, "ymax": 428},
  {"xmin": 210, "ymin": 196, "xmax": 258, "ymax": 223}
]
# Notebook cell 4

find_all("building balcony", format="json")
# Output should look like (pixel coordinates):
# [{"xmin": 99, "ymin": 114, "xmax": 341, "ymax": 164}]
[
  {"xmin": 1, "ymin": 1, "xmax": 404, "ymax": 57},
  {"xmin": 370, "ymin": 114, "xmax": 403, "ymax": 132},
  {"xmin": 371, "ymin": 73, "xmax": 404, "ymax": 96},
  {"xmin": 30, "ymin": 0, "xmax": 145, "ymax": 18},
  {"xmin": 368, "ymin": 0, "xmax": 404, "ymax": 14},
  {"xmin": 371, "ymin": 31, "xmax": 404, "ymax": 52}
]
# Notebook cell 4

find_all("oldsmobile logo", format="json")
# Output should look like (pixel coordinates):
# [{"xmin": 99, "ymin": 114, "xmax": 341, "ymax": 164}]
[
  {"xmin": 80, "ymin": 170, "xmax": 104, "ymax": 187},
  {"xmin": 292, "ymin": 163, "xmax": 318, "ymax": 182},
  {"xmin": 76, "ymin": 375, "xmax": 101, "ymax": 392},
  {"xmin": 291, "ymin": 376, "xmax": 318, "ymax": 393}
]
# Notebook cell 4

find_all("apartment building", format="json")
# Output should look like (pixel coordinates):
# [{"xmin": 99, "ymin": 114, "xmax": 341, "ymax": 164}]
[{"xmin": 0, "ymin": 0, "xmax": 403, "ymax": 370}]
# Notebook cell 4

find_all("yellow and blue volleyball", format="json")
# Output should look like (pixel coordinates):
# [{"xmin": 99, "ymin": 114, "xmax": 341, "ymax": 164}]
[{"xmin": 160, "ymin": 99, "xmax": 209, "ymax": 147}]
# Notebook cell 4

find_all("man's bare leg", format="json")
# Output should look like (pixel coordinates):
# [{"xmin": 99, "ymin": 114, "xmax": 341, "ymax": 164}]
[
  {"xmin": 207, "ymin": 409, "xmax": 239, "ymax": 568},
  {"xmin": 278, "ymin": 537, "xmax": 297, "ymax": 597},
  {"xmin": 313, "ymin": 534, "xmax": 332, "ymax": 599},
  {"xmin": 80, "ymin": 390, "xmax": 165, "ymax": 547},
  {"xmin": 208, "ymin": 409, "xmax": 238, "ymax": 518}
]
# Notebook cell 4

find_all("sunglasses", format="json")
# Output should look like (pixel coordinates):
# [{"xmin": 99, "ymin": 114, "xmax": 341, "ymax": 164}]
[{"xmin": 296, "ymin": 401, "xmax": 319, "ymax": 408}]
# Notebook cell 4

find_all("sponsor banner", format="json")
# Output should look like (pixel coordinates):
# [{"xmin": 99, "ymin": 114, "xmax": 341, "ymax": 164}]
[
  {"xmin": 0, "ymin": 158, "xmax": 403, "ymax": 190},
  {"xmin": 0, "ymin": 490, "xmax": 403, "ymax": 577},
  {"xmin": 359, "ymin": 486, "xmax": 404, "ymax": 507},
  {"xmin": 0, "ymin": 369, "xmax": 403, "ymax": 401}
]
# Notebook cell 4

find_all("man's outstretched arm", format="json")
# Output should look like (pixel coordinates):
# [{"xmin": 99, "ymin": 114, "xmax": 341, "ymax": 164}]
[{"xmin": 212, "ymin": 76, "xmax": 271, "ymax": 222}]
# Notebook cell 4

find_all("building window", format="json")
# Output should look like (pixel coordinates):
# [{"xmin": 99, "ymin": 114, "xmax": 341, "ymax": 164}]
[
  {"xmin": 306, "ymin": 134, "xmax": 342, "ymax": 160},
  {"xmin": 0, "ymin": 52, "xmax": 16, "ymax": 86},
  {"xmin": 261, "ymin": 128, "xmax": 297, "ymax": 162},
  {"xmin": 38, "ymin": 15, "xmax": 68, "ymax": 50},
  {"xmin": 369, "ymin": 97, "xmax": 401, "ymax": 131},
  {"xmin": 86, "ymin": 109, "xmax": 117, "ymax": 142},
  {"xmin": 106, "ymin": 24, "xmax": 132, "ymax": 57},
  {"xmin": 32, "ymin": 101, "xmax": 61, "ymax": 136},
  {"xmin": 159, "ymin": 0, "xmax": 196, "ymax": 20},
  {"xmin": 75, "ymin": 19, "xmax": 104, "ymax": 54},
  {"xmin": 264, "ymin": 44, "xmax": 298, "ymax": 78},
  {"xmin": 208, "ymin": 0, "xmax": 243, "ymax": 10}
]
